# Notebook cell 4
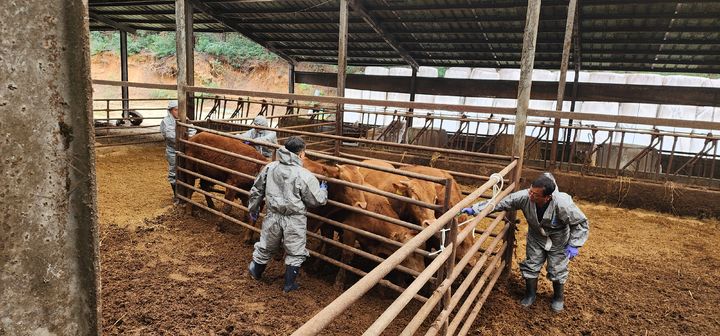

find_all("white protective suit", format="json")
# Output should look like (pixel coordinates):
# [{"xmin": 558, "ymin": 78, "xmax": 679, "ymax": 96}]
[
  {"xmin": 237, "ymin": 115, "xmax": 278, "ymax": 159},
  {"xmin": 472, "ymin": 185, "xmax": 589, "ymax": 283},
  {"xmin": 248, "ymin": 147, "xmax": 328, "ymax": 266},
  {"xmin": 159, "ymin": 112, "xmax": 196, "ymax": 184}
]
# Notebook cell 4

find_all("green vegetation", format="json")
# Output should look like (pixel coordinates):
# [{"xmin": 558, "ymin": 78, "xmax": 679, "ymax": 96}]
[
  {"xmin": 90, "ymin": 31, "xmax": 120, "ymax": 55},
  {"xmin": 89, "ymin": 31, "xmax": 276, "ymax": 66},
  {"xmin": 196, "ymin": 33, "xmax": 277, "ymax": 65},
  {"xmin": 149, "ymin": 89, "xmax": 176, "ymax": 99}
]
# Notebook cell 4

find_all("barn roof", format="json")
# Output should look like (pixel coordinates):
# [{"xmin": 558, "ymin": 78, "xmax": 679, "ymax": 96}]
[{"xmin": 88, "ymin": 0, "xmax": 720, "ymax": 74}]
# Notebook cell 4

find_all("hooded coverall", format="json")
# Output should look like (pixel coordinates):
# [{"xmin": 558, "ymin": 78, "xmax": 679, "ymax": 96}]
[
  {"xmin": 248, "ymin": 147, "xmax": 328, "ymax": 267},
  {"xmin": 238, "ymin": 115, "xmax": 278, "ymax": 159},
  {"xmin": 159, "ymin": 112, "xmax": 196, "ymax": 185},
  {"xmin": 473, "ymin": 189, "xmax": 589, "ymax": 283}
]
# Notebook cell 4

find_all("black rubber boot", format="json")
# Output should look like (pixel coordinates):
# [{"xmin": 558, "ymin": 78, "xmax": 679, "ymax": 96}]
[
  {"xmin": 520, "ymin": 277, "xmax": 538, "ymax": 307},
  {"xmin": 170, "ymin": 183, "xmax": 178, "ymax": 203},
  {"xmin": 551, "ymin": 281, "xmax": 565, "ymax": 312},
  {"xmin": 248, "ymin": 261, "xmax": 266, "ymax": 280},
  {"xmin": 283, "ymin": 265, "xmax": 301, "ymax": 293}
]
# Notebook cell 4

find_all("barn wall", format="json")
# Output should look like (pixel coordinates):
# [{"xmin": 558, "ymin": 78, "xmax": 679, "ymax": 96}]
[
  {"xmin": 344, "ymin": 147, "xmax": 720, "ymax": 219},
  {"xmin": 0, "ymin": 1, "xmax": 99, "ymax": 335}
]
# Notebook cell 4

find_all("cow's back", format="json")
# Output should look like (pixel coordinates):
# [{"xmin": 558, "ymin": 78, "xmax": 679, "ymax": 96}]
[
  {"xmin": 186, "ymin": 132, "xmax": 268, "ymax": 187},
  {"xmin": 358, "ymin": 159, "xmax": 395, "ymax": 180},
  {"xmin": 359, "ymin": 160, "xmax": 406, "ymax": 213}
]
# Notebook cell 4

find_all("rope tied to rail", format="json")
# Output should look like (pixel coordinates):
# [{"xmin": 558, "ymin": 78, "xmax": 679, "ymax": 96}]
[
  {"xmin": 428, "ymin": 227, "xmax": 451, "ymax": 257},
  {"xmin": 454, "ymin": 173, "xmax": 505, "ymax": 239},
  {"xmin": 431, "ymin": 173, "xmax": 507, "ymax": 256}
]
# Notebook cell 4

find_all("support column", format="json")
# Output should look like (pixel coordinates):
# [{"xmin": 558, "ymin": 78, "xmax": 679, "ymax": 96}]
[
  {"xmin": 288, "ymin": 63, "xmax": 295, "ymax": 94},
  {"xmin": 1, "ymin": 1, "xmax": 99, "ymax": 334},
  {"xmin": 176, "ymin": 0, "xmax": 194, "ymax": 122},
  {"xmin": 404, "ymin": 68, "xmax": 418, "ymax": 143},
  {"xmin": 563, "ymin": 4, "xmax": 582, "ymax": 163},
  {"xmin": 550, "ymin": 0, "xmax": 577, "ymax": 169},
  {"xmin": 176, "ymin": 0, "xmax": 194, "ymax": 209},
  {"xmin": 505, "ymin": 0, "xmax": 542, "ymax": 276},
  {"xmin": 335, "ymin": 0, "xmax": 349, "ymax": 155},
  {"xmin": 287, "ymin": 63, "xmax": 296, "ymax": 114},
  {"xmin": 120, "ymin": 30, "xmax": 129, "ymax": 114}
]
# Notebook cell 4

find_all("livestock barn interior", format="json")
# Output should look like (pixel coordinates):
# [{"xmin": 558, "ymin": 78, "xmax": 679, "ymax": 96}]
[{"xmin": 3, "ymin": 0, "xmax": 720, "ymax": 335}]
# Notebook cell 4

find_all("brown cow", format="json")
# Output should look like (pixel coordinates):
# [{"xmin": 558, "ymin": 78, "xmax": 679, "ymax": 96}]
[
  {"xmin": 302, "ymin": 158, "xmax": 368, "ymax": 268},
  {"xmin": 400, "ymin": 165, "xmax": 464, "ymax": 217},
  {"xmin": 360, "ymin": 160, "xmax": 437, "ymax": 228},
  {"xmin": 358, "ymin": 159, "xmax": 395, "ymax": 179},
  {"xmin": 183, "ymin": 132, "xmax": 268, "ymax": 238},
  {"xmin": 400, "ymin": 165, "xmax": 478, "ymax": 266},
  {"xmin": 303, "ymin": 158, "xmax": 368, "ymax": 212},
  {"xmin": 335, "ymin": 191, "xmax": 425, "ymax": 289}
]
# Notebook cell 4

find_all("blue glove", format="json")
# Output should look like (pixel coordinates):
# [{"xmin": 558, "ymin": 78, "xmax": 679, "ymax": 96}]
[
  {"xmin": 460, "ymin": 200, "xmax": 490, "ymax": 216},
  {"xmin": 460, "ymin": 207, "xmax": 476, "ymax": 216},
  {"xmin": 319, "ymin": 181, "xmax": 328, "ymax": 190},
  {"xmin": 249, "ymin": 212, "xmax": 258, "ymax": 222},
  {"xmin": 565, "ymin": 245, "xmax": 579, "ymax": 260}
]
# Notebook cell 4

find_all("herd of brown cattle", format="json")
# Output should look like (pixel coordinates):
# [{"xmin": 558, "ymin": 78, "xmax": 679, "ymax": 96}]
[{"xmin": 182, "ymin": 132, "xmax": 480, "ymax": 287}]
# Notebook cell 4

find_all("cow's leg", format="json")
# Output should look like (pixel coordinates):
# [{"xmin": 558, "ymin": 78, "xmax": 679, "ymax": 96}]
[
  {"xmin": 180, "ymin": 176, "xmax": 196, "ymax": 200},
  {"xmin": 233, "ymin": 191, "xmax": 257, "ymax": 242},
  {"xmin": 307, "ymin": 206, "xmax": 333, "ymax": 272},
  {"xmin": 306, "ymin": 216, "xmax": 326, "ymax": 272},
  {"xmin": 222, "ymin": 187, "xmax": 237, "ymax": 215},
  {"xmin": 199, "ymin": 179, "xmax": 215, "ymax": 209},
  {"xmin": 334, "ymin": 231, "xmax": 356, "ymax": 290}
]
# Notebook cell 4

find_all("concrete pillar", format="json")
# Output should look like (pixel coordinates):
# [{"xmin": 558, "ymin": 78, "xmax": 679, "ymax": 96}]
[{"xmin": 0, "ymin": 1, "xmax": 99, "ymax": 335}]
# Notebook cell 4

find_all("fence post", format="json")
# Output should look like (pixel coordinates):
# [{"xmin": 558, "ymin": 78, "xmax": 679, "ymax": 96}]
[
  {"xmin": 550, "ymin": 0, "xmax": 577, "ymax": 170},
  {"xmin": 436, "ymin": 178, "xmax": 457, "ymax": 333},
  {"xmin": 507, "ymin": 0, "xmax": 541, "ymax": 277},
  {"xmin": 335, "ymin": 0, "xmax": 349, "ymax": 155}
]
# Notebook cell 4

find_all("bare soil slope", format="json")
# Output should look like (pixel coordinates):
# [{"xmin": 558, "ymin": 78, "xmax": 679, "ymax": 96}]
[{"xmin": 96, "ymin": 144, "xmax": 720, "ymax": 335}]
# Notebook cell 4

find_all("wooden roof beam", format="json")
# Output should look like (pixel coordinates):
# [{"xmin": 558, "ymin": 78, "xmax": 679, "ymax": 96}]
[
  {"xmin": 89, "ymin": 0, "xmax": 174, "ymax": 6},
  {"xmin": 347, "ymin": 0, "xmax": 418, "ymax": 70},
  {"xmin": 188, "ymin": 0, "xmax": 297, "ymax": 64},
  {"xmin": 88, "ymin": 11, "xmax": 137, "ymax": 34},
  {"xmin": 112, "ymin": 18, "xmax": 218, "ymax": 24},
  {"xmin": 218, "ymin": 12, "xmax": 720, "ymax": 25},
  {"xmin": 269, "ymin": 38, "xmax": 720, "ymax": 46}
]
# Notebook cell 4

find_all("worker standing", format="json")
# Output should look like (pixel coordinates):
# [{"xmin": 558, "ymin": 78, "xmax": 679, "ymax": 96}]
[
  {"xmin": 462, "ymin": 172, "xmax": 589, "ymax": 312},
  {"xmin": 247, "ymin": 136, "xmax": 328, "ymax": 292},
  {"xmin": 237, "ymin": 115, "xmax": 277, "ymax": 159},
  {"xmin": 159, "ymin": 100, "xmax": 196, "ymax": 203}
]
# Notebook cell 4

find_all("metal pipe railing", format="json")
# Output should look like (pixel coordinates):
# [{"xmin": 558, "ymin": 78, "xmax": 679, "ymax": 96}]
[
  {"xmin": 176, "ymin": 178, "xmax": 427, "ymax": 280},
  {"xmin": 456, "ymin": 259, "xmax": 506, "ymax": 336},
  {"xmin": 431, "ymin": 246, "xmax": 506, "ymax": 336},
  {"xmin": 176, "ymin": 126, "xmax": 441, "ymax": 231},
  {"xmin": 401, "ymin": 222, "xmax": 507, "ymax": 336},
  {"xmin": 291, "ymin": 159, "xmax": 517, "ymax": 335},
  {"xmin": 366, "ymin": 181, "xmax": 515, "ymax": 335},
  {"xmin": 200, "ymin": 119, "xmax": 513, "ymax": 162},
  {"xmin": 182, "ymin": 122, "xmax": 451, "ymax": 184}
]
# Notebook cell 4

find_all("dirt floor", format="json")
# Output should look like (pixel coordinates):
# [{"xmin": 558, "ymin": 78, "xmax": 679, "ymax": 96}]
[{"xmin": 96, "ymin": 143, "xmax": 720, "ymax": 335}]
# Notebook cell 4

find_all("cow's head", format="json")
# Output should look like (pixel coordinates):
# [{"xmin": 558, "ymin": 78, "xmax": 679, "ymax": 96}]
[
  {"xmin": 323, "ymin": 164, "xmax": 368, "ymax": 209},
  {"xmin": 391, "ymin": 231, "xmax": 426, "ymax": 274},
  {"xmin": 393, "ymin": 179, "xmax": 437, "ymax": 227}
]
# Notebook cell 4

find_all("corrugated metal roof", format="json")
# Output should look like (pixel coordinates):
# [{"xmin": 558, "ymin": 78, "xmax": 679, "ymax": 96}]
[{"xmin": 88, "ymin": 0, "xmax": 720, "ymax": 73}]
